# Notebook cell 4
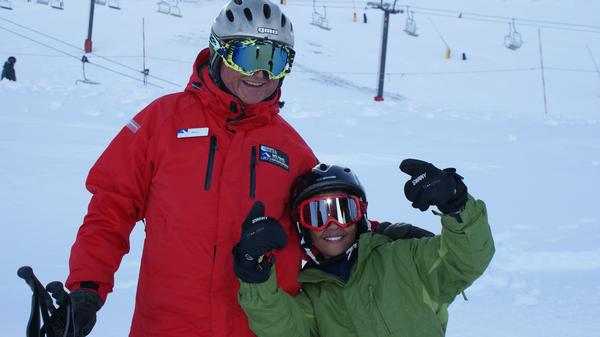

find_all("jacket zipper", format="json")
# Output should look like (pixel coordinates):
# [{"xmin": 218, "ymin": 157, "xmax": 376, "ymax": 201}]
[
  {"xmin": 369, "ymin": 285, "xmax": 392, "ymax": 335},
  {"xmin": 204, "ymin": 135, "xmax": 217, "ymax": 190},
  {"xmin": 250, "ymin": 146, "xmax": 256, "ymax": 199}
]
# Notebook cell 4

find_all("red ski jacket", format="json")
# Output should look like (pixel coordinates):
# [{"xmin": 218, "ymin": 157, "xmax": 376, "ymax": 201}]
[{"xmin": 66, "ymin": 49, "xmax": 317, "ymax": 337}]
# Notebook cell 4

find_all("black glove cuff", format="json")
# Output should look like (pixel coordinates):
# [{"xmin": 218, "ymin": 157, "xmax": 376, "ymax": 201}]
[
  {"xmin": 437, "ymin": 171, "xmax": 468, "ymax": 214},
  {"xmin": 70, "ymin": 289, "xmax": 103, "ymax": 312},
  {"xmin": 233, "ymin": 254, "xmax": 273, "ymax": 283}
]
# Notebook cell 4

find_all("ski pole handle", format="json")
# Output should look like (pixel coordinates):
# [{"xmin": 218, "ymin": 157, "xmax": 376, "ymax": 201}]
[
  {"xmin": 17, "ymin": 266, "xmax": 36, "ymax": 292},
  {"xmin": 17, "ymin": 266, "xmax": 57, "ymax": 312},
  {"xmin": 46, "ymin": 281, "xmax": 70, "ymax": 307}
]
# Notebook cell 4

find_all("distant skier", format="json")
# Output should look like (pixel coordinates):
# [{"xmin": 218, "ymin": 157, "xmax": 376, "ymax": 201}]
[
  {"xmin": 363, "ymin": 12, "xmax": 368, "ymax": 23},
  {"xmin": 1, "ymin": 56, "xmax": 16, "ymax": 81}
]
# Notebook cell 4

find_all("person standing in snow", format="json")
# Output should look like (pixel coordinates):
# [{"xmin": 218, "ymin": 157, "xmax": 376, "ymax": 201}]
[
  {"xmin": 63, "ymin": 1, "xmax": 319, "ymax": 336},
  {"xmin": 1, "ymin": 56, "xmax": 16, "ymax": 81},
  {"xmin": 235, "ymin": 161, "xmax": 495, "ymax": 337}
]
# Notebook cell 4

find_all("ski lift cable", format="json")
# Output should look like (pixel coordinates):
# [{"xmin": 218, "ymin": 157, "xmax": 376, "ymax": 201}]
[
  {"xmin": 291, "ymin": 0, "xmax": 600, "ymax": 30},
  {"xmin": 0, "ymin": 16, "xmax": 181, "ymax": 87},
  {"xmin": 409, "ymin": 10, "xmax": 600, "ymax": 35},
  {"xmin": 398, "ymin": 3, "xmax": 600, "ymax": 30},
  {"xmin": 0, "ymin": 24, "xmax": 164, "ymax": 88},
  {"xmin": 282, "ymin": 1, "xmax": 600, "ymax": 33}
]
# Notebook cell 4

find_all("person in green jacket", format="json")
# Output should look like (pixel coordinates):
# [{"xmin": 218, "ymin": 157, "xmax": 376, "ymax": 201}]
[{"xmin": 233, "ymin": 160, "xmax": 495, "ymax": 337}]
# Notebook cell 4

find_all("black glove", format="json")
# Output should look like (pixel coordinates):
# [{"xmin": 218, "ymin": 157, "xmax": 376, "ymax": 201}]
[
  {"xmin": 233, "ymin": 201, "xmax": 288, "ymax": 283},
  {"xmin": 375, "ymin": 222, "xmax": 435, "ymax": 239},
  {"xmin": 399, "ymin": 159, "xmax": 468, "ymax": 214},
  {"xmin": 67, "ymin": 288, "xmax": 103, "ymax": 337}
]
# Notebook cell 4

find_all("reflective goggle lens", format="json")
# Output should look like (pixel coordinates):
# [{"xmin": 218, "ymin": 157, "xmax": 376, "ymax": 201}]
[
  {"xmin": 211, "ymin": 34, "xmax": 295, "ymax": 79},
  {"xmin": 298, "ymin": 194, "xmax": 363, "ymax": 231},
  {"xmin": 232, "ymin": 42, "xmax": 290, "ymax": 78}
]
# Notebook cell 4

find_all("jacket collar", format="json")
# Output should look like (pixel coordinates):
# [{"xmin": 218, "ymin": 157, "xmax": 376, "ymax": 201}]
[
  {"xmin": 298, "ymin": 233, "xmax": 389, "ymax": 286},
  {"xmin": 185, "ymin": 48, "xmax": 282, "ymax": 130}
]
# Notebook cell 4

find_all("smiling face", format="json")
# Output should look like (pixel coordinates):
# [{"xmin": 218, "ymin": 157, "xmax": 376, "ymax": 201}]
[
  {"xmin": 309, "ymin": 221, "xmax": 357, "ymax": 260},
  {"xmin": 220, "ymin": 64, "xmax": 280, "ymax": 105}
]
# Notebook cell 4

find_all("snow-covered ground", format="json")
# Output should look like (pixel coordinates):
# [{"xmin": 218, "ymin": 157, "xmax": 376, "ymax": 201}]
[{"xmin": 1, "ymin": 0, "xmax": 599, "ymax": 336}]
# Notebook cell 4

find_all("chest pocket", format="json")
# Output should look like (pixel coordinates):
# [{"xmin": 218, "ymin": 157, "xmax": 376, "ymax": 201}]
[{"xmin": 251, "ymin": 144, "xmax": 294, "ymax": 221}]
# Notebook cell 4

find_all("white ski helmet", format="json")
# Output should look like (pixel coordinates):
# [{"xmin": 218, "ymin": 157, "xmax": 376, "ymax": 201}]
[{"xmin": 211, "ymin": 0, "xmax": 294, "ymax": 48}]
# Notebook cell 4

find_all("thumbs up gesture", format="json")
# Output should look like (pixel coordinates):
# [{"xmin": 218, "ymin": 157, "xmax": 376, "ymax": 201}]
[{"xmin": 233, "ymin": 201, "xmax": 288, "ymax": 283}]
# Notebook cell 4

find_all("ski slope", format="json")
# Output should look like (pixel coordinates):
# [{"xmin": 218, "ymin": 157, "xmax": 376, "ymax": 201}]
[{"xmin": 1, "ymin": 0, "xmax": 599, "ymax": 336}]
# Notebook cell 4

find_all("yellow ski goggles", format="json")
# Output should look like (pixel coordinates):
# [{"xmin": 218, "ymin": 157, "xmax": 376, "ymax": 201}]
[{"xmin": 210, "ymin": 34, "xmax": 295, "ymax": 80}]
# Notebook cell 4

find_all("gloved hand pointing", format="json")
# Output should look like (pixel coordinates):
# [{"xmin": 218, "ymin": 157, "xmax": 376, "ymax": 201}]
[
  {"xmin": 233, "ymin": 201, "xmax": 288, "ymax": 283},
  {"xmin": 399, "ymin": 159, "xmax": 468, "ymax": 214}
]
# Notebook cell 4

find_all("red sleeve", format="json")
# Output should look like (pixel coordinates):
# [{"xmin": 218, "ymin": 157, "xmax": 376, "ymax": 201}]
[{"xmin": 65, "ymin": 102, "xmax": 158, "ymax": 301}]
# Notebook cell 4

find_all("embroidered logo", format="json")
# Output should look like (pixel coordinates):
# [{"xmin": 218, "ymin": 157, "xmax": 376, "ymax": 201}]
[{"xmin": 259, "ymin": 144, "xmax": 289, "ymax": 171}]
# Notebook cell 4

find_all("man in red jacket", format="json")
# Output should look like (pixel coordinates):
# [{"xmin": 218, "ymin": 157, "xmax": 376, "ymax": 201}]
[{"xmin": 64, "ymin": 0, "xmax": 317, "ymax": 336}]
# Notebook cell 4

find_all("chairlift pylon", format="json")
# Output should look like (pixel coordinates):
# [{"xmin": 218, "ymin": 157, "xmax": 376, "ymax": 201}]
[
  {"xmin": 50, "ymin": 0, "xmax": 64, "ymax": 10},
  {"xmin": 310, "ymin": 0, "xmax": 331, "ymax": 30},
  {"xmin": 76, "ymin": 55, "xmax": 100, "ymax": 85},
  {"xmin": 170, "ymin": 0, "xmax": 182, "ymax": 17},
  {"xmin": 107, "ymin": 0, "xmax": 121, "ymax": 10},
  {"xmin": 504, "ymin": 18, "xmax": 523, "ymax": 51},
  {"xmin": 157, "ymin": 0, "xmax": 171, "ymax": 15},
  {"xmin": 404, "ymin": 7, "xmax": 418, "ymax": 37}
]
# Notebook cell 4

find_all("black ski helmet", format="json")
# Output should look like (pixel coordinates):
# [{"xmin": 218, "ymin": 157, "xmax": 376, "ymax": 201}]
[
  {"xmin": 8, "ymin": 56, "xmax": 16, "ymax": 64},
  {"xmin": 291, "ymin": 163, "xmax": 370, "ymax": 263}
]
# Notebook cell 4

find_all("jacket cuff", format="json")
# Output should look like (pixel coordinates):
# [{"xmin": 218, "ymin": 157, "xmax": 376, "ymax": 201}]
[
  {"xmin": 440, "ymin": 195, "xmax": 486, "ymax": 231},
  {"xmin": 68, "ymin": 282, "xmax": 110, "ymax": 303},
  {"xmin": 238, "ymin": 267, "xmax": 278, "ymax": 297}
]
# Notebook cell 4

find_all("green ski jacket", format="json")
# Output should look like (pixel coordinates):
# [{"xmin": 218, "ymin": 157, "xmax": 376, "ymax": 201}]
[{"xmin": 238, "ymin": 197, "xmax": 495, "ymax": 337}]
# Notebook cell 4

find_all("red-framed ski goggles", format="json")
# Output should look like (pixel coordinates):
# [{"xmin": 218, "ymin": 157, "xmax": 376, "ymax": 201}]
[{"xmin": 297, "ymin": 194, "xmax": 366, "ymax": 231}]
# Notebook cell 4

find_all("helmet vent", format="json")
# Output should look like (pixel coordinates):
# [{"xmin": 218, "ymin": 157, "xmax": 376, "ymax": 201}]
[
  {"xmin": 263, "ymin": 4, "xmax": 271, "ymax": 19},
  {"xmin": 233, "ymin": 0, "xmax": 242, "ymax": 4},
  {"xmin": 281, "ymin": 14, "xmax": 287, "ymax": 27},
  {"xmin": 226, "ymin": 10, "xmax": 235, "ymax": 22},
  {"xmin": 243, "ymin": 8, "xmax": 253, "ymax": 21},
  {"xmin": 344, "ymin": 168, "xmax": 351, "ymax": 172}
]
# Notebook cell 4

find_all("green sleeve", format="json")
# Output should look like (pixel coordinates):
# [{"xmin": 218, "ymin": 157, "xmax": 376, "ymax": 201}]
[
  {"xmin": 238, "ymin": 269, "xmax": 317, "ymax": 337},
  {"xmin": 407, "ymin": 196, "xmax": 495, "ymax": 304}
]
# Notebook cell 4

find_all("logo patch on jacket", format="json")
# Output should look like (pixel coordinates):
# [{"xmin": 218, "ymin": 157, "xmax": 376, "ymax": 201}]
[{"xmin": 259, "ymin": 144, "xmax": 289, "ymax": 171}]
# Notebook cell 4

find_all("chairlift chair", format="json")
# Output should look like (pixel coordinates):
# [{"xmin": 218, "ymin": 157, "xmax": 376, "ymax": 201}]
[
  {"xmin": 170, "ymin": 0, "xmax": 183, "ymax": 17},
  {"xmin": 157, "ymin": 0, "xmax": 171, "ymax": 14},
  {"xmin": 50, "ymin": 0, "xmax": 64, "ymax": 10},
  {"xmin": 504, "ymin": 19, "xmax": 523, "ymax": 50},
  {"xmin": 76, "ymin": 55, "xmax": 100, "ymax": 85},
  {"xmin": 107, "ymin": 0, "xmax": 121, "ymax": 10},
  {"xmin": 36, "ymin": 0, "xmax": 50, "ymax": 5},
  {"xmin": 0, "ymin": 0, "xmax": 12, "ymax": 10},
  {"xmin": 404, "ymin": 9, "xmax": 418, "ymax": 37},
  {"xmin": 311, "ymin": 11, "xmax": 331, "ymax": 30},
  {"xmin": 95, "ymin": 0, "xmax": 107, "ymax": 5}
]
